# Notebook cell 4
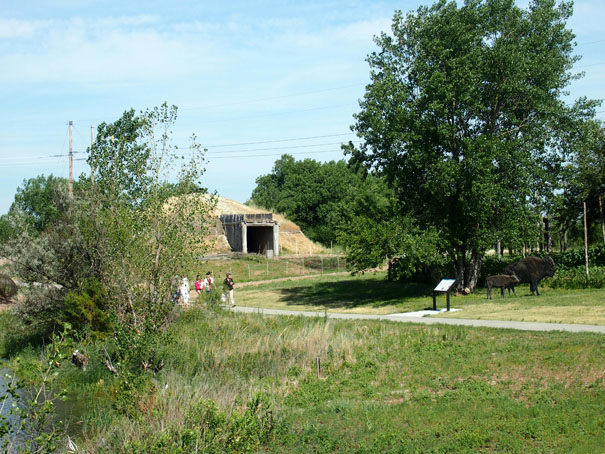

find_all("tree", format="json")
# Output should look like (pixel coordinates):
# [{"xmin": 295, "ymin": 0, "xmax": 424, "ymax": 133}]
[
  {"xmin": 336, "ymin": 175, "xmax": 443, "ymax": 279},
  {"xmin": 548, "ymin": 118, "xmax": 605, "ymax": 249},
  {"xmin": 0, "ymin": 103, "xmax": 215, "ymax": 342},
  {"xmin": 346, "ymin": 0, "xmax": 594, "ymax": 291},
  {"xmin": 83, "ymin": 103, "xmax": 215, "ymax": 326},
  {"xmin": 6, "ymin": 175, "xmax": 71, "ymax": 235},
  {"xmin": 250, "ymin": 155, "xmax": 362, "ymax": 244}
]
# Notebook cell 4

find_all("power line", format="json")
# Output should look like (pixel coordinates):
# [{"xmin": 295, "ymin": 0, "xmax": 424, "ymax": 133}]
[
  {"xmin": 193, "ymin": 103, "xmax": 357, "ymax": 125},
  {"xmin": 180, "ymin": 83, "xmax": 363, "ymax": 111},
  {"xmin": 204, "ymin": 133, "xmax": 355, "ymax": 148},
  {"xmin": 576, "ymin": 39, "xmax": 605, "ymax": 46},
  {"xmin": 209, "ymin": 149, "xmax": 346, "ymax": 160},
  {"xmin": 575, "ymin": 61, "xmax": 605, "ymax": 69},
  {"xmin": 206, "ymin": 140, "xmax": 359, "ymax": 155}
]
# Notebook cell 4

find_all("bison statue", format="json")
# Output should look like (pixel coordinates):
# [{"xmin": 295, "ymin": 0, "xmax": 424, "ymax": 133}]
[
  {"xmin": 486, "ymin": 274, "xmax": 519, "ymax": 299},
  {"xmin": 503, "ymin": 256, "xmax": 556, "ymax": 296},
  {"xmin": 0, "ymin": 273, "xmax": 18, "ymax": 300}
]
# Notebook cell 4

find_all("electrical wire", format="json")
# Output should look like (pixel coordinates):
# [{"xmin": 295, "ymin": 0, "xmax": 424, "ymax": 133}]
[{"xmin": 206, "ymin": 140, "xmax": 360, "ymax": 155}]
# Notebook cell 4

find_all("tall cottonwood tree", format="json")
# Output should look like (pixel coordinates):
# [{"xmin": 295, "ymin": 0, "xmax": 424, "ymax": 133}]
[{"xmin": 346, "ymin": 0, "xmax": 595, "ymax": 291}]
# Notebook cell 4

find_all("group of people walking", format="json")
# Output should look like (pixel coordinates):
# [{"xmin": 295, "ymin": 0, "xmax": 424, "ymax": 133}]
[{"xmin": 172, "ymin": 271, "xmax": 235, "ymax": 307}]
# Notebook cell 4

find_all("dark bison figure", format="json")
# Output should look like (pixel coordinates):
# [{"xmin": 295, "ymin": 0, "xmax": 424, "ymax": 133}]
[
  {"xmin": 486, "ymin": 274, "xmax": 519, "ymax": 299},
  {"xmin": 504, "ymin": 256, "xmax": 556, "ymax": 296},
  {"xmin": 0, "ymin": 273, "xmax": 18, "ymax": 301}
]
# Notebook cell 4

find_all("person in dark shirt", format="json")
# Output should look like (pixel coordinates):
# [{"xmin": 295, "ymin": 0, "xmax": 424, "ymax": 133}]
[{"xmin": 224, "ymin": 272, "xmax": 235, "ymax": 307}]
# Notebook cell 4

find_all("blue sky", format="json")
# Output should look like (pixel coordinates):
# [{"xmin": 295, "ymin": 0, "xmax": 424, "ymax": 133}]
[{"xmin": 1, "ymin": 0, "xmax": 604, "ymax": 214}]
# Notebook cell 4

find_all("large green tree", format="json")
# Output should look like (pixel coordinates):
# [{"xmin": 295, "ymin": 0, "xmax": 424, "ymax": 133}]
[
  {"xmin": 337, "ymin": 175, "xmax": 443, "ymax": 279},
  {"xmin": 346, "ymin": 0, "xmax": 595, "ymax": 290},
  {"xmin": 250, "ymin": 155, "xmax": 362, "ymax": 245}
]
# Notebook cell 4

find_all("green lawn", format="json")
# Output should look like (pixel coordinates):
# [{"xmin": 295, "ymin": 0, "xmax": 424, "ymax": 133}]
[
  {"xmin": 236, "ymin": 271, "xmax": 433, "ymax": 314},
  {"xmin": 236, "ymin": 272, "xmax": 605, "ymax": 325}
]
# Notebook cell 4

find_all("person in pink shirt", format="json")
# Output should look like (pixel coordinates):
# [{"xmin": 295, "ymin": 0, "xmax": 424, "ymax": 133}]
[{"xmin": 195, "ymin": 275, "xmax": 203, "ymax": 296}]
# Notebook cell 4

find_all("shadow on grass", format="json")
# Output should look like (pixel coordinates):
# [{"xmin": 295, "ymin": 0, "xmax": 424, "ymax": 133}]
[{"xmin": 277, "ymin": 278, "xmax": 434, "ymax": 309}]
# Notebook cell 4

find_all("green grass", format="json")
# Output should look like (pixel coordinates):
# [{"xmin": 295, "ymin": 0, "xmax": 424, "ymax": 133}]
[
  {"xmin": 237, "ymin": 272, "xmax": 434, "ymax": 314},
  {"xmin": 4, "ymin": 271, "xmax": 605, "ymax": 452},
  {"xmin": 186, "ymin": 254, "xmax": 349, "ymax": 284},
  {"xmin": 435, "ymin": 286, "xmax": 605, "ymax": 325},
  {"xmin": 235, "ymin": 272, "xmax": 605, "ymax": 324},
  {"xmin": 14, "ymin": 308, "xmax": 603, "ymax": 453}
]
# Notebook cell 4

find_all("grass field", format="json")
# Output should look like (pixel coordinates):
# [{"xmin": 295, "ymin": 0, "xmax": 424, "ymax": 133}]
[
  {"xmin": 17, "ymin": 307, "xmax": 602, "ymax": 453},
  {"xmin": 3, "ymin": 270, "xmax": 605, "ymax": 452},
  {"xmin": 235, "ymin": 272, "xmax": 605, "ymax": 325}
]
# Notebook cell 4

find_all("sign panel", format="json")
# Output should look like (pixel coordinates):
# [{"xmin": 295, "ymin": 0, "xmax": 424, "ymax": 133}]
[{"xmin": 434, "ymin": 279, "xmax": 456, "ymax": 292}]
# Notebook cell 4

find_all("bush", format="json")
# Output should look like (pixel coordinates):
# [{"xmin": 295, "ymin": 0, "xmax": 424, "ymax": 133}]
[
  {"xmin": 550, "ymin": 245, "xmax": 605, "ymax": 268},
  {"xmin": 62, "ymin": 279, "xmax": 112, "ymax": 337},
  {"xmin": 549, "ymin": 266, "xmax": 605, "ymax": 289}
]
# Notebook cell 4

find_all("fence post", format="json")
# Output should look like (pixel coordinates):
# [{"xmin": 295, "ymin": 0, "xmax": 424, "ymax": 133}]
[
  {"xmin": 248, "ymin": 264, "xmax": 251, "ymax": 280},
  {"xmin": 266, "ymin": 259, "xmax": 269, "ymax": 277}
]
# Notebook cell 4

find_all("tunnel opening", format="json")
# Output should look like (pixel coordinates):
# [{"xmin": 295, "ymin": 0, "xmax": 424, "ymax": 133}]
[{"xmin": 246, "ymin": 225, "xmax": 274, "ymax": 254}]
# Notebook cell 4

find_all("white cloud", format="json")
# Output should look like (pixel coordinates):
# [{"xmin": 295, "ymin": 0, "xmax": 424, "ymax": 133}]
[
  {"xmin": 0, "ymin": 16, "xmax": 217, "ymax": 88},
  {"xmin": 0, "ymin": 18, "xmax": 49, "ymax": 38}
]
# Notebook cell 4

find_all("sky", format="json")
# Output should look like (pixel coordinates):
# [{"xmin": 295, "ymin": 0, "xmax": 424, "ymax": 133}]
[{"xmin": 1, "ymin": 0, "xmax": 604, "ymax": 215}]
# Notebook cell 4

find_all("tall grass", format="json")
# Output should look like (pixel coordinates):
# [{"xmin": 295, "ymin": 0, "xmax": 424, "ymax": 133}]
[{"xmin": 28, "ymin": 306, "xmax": 605, "ymax": 453}]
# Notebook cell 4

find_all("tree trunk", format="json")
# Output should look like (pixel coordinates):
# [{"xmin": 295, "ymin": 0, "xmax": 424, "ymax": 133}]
[
  {"xmin": 452, "ymin": 249, "xmax": 466, "ymax": 292},
  {"xmin": 599, "ymin": 196, "xmax": 605, "ymax": 243},
  {"xmin": 584, "ymin": 202, "xmax": 590, "ymax": 286},
  {"xmin": 465, "ymin": 249, "xmax": 483, "ymax": 292},
  {"xmin": 451, "ymin": 248, "xmax": 482, "ymax": 293},
  {"xmin": 543, "ymin": 217, "xmax": 551, "ymax": 253},
  {"xmin": 563, "ymin": 229, "xmax": 568, "ymax": 251}
]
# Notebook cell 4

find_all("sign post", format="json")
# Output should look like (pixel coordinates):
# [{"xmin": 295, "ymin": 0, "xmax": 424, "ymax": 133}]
[{"xmin": 432, "ymin": 279, "xmax": 457, "ymax": 311}]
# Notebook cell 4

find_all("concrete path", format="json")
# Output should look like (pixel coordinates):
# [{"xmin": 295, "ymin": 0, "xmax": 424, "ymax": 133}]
[{"xmin": 230, "ymin": 306, "xmax": 605, "ymax": 334}]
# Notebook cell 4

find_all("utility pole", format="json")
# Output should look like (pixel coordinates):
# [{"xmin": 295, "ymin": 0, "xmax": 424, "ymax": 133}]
[{"xmin": 69, "ymin": 120, "xmax": 73, "ymax": 199}]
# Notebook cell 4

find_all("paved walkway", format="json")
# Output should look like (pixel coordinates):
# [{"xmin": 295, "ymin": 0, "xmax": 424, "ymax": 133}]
[{"xmin": 230, "ymin": 306, "xmax": 605, "ymax": 334}]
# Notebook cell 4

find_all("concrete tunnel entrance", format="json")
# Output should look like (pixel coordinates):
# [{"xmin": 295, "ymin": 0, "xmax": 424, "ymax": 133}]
[
  {"xmin": 219, "ymin": 213, "xmax": 280, "ymax": 256},
  {"xmin": 246, "ymin": 225, "xmax": 274, "ymax": 255}
]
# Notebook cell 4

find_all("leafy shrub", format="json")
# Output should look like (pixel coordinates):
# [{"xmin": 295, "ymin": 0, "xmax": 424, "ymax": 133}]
[
  {"xmin": 550, "ymin": 245, "xmax": 605, "ymax": 268},
  {"xmin": 62, "ymin": 279, "xmax": 112, "ymax": 337},
  {"xmin": 550, "ymin": 266, "xmax": 605, "ymax": 289}
]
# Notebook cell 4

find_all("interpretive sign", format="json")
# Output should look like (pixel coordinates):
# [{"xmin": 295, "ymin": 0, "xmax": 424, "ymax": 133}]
[
  {"xmin": 432, "ymin": 279, "xmax": 457, "ymax": 311},
  {"xmin": 434, "ymin": 279, "xmax": 456, "ymax": 292}
]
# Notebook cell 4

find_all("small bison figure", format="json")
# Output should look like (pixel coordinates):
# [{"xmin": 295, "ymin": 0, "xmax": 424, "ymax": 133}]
[
  {"xmin": 486, "ymin": 274, "xmax": 519, "ymax": 299},
  {"xmin": 0, "ymin": 274, "xmax": 18, "ymax": 301},
  {"xmin": 504, "ymin": 256, "xmax": 556, "ymax": 296}
]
